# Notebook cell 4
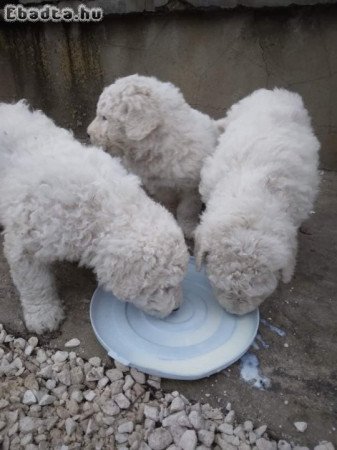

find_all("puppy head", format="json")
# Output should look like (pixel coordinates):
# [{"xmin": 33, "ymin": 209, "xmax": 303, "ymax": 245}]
[
  {"xmin": 97, "ymin": 210, "xmax": 189, "ymax": 318},
  {"xmin": 87, "ymin": 75, "xmax": 164, "ymax": 157},
  {"xmin": 195, "ymin": 226, "xmax": 289, "ymax": 315}
]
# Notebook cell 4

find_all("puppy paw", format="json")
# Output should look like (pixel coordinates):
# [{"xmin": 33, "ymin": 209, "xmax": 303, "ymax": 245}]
[{"xmin": 24, "ymin": 304, "xmax": 65, "ymax": 334}]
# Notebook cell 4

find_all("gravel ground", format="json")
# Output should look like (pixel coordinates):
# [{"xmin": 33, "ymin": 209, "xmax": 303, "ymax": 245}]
[{"xmin": 0, "ymin": 324, "xmax": 335, "ymax": 450}]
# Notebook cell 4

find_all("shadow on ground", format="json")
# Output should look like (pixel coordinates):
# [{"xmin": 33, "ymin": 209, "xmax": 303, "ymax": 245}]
[{"xmin": 0, "ymin": 172, "xmax": 336, "ymax": 446}]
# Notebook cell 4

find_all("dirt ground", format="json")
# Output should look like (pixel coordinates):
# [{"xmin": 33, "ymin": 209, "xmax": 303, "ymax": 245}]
[{"xmin": 0, "ymin": 171, "xmax": 336, "ymax": 447}]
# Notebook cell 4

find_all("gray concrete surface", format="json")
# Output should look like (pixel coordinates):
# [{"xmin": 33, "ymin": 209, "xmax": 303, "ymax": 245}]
[
  {"xmin": 0, "ymin": 171, "xmax": 336, "ymax": 446},
  {"xmin": 1, "ymin": 6, "xmax": 337, "ymax": 169}
]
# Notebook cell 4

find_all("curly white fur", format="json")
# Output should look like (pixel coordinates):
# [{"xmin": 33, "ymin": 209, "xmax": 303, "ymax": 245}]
[
  {"xmin": 195, "ymin": 88, "xmax": 320, "ymax": 315},
  {"xmin": 0, "ymin": 101, "xmax": 189, "ymax": 334},
  {"xmin": 87, "ymin": 74, "xmax": 222, "ymax": 238}
]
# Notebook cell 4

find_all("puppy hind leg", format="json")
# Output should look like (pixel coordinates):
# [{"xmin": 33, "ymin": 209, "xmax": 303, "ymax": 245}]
[{"xmin": 4, "ymin": 237, "xmax": 65, "ymax": 334}]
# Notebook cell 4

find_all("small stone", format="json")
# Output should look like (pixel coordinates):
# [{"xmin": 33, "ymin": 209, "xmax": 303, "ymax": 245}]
[
  {"xmin": 70, "ymin": 366, "xmax": 84, "ymax": 385},
  {"xmin": 223, "ymin": 434, "xmax": 240, "ymax": 446},
  {"xmin": 170, "ymin": 397, "xmax": 185, "ymax": 413},
  {"xmin": 101, "ymin": 400, "xmax": 120, "ymax": 416},
  {"xmin": 21, "ymin": 434, "xmax": 33, "ymax": 446},
  {"xmin": 294, "ymin": 421, "xmax": 308, "ymax": 433},
  {"xmin": 57, "ymin": 368, "xmax": 71, "ymax": 386},
  {"xmin": 97, "ymin": 377, "xmax": 109, "ymax": 389},
  {"xmin": 28, "ymin": 336, "xmax": 38, "ymax": 348},
  {"xmin": 25, "ymin": 344, "xmax": 34, "ymax": 356},
  {"xmin": 240, "ymin": 444, "xmax": 251, "ymax": 450},
  {"xmin": 45, "ymin": 379, "xmax": 56, "ymax": 390},
  {"xmin": 8, "ymin": 421, "xmax": 19, "ymax": 436},
  {"xmin": 256, "ymin": 438, "xmax": 275, "ymax": 450},
  {"xmin": 147, "ymin": 379, "xmax": 161, "ymax": 389},
  {"xmin": 13, "ymin": 337, "xmax": 26, "ymax": 349},
  {"xmin": 115, "ymin": 361, "xmax": 130, "ymax": 372},
  {"xmin": 118, "ymin": 421, "xmax": 134, "ymax": 434},
  {"xmin": 224, "ymin": 410, "xmax": 235, "ymax": 424},
  {"xmin": 86, "ymin": 366, "xmax": 104, "ymax": 381},
  {"xmin": 130, "ymin": 368, "xmax": 146, "ymax": 384},
  {"xmin": 278, "ymin": 440, "xmax": 292, "ymax": 450},
  {"xmin": 255, "ymin": 425, "xmax": 268, "ymax": 436},
  {"xmin": 106, "ymin": 368, "xmax": 123, "ymax": 382},
  {"xmin": 179, "ymin": 429, "xmax": 197, "ymax": 450},
  {"xmin": 64, "ymin": 339, "xmax": 80, "ymax": 348},
  {"xmin": 83, "ymin": 390, "xmax": 96, "ymax": 402},
  {"xmin": 39, "ymin": 394, "xmax": 56, "ymax": 406},
  {"xmin": 110, "ymin": 379, "xmax": 124, "ymax": 395},
  {"xmin": 218, "ymin": 423, "xmax": 233, "ymax": 435},
  {"xmin": 53, "ymin": 385, "xmax": 67, "ymax": 399},
  {"xmin": 123, "ymin": 374, "xmax": 135, "ymax": 391},
  {"xmin": 144, "ymin": 405, "xmax": 160, "ymax": 421},
  {"xmin": 244, "ymin": 420, "xmax": 254, "ymax": 432},
  {"xmin": 38, "ymin": 365, "xmax": 53, "ymax": 379},
  {"xmin": 52, "ymin": 351, "xmax": 68, "ymax": 363},
  {"xmin": 19, "ymin": 416, "xmax": 41, "ymax": 434},
  {"xmin": 6, "ymin": 409, "xmax": 19, "ymax": 424},
  {"xmin": 197, "ymin": 429, "xmax": 214, "ymax": 446},
  {"xmin": 89, "ymin": 356, "xmax": 101, "ymax": 367},
  {"xmin": 86, "ymin": 417, "xmax": 98, "ymax": 435},
  {"xmin": 23, "ymin": 390, "xmax": 37, "ymax": 405},
  {"xmin": 0, "ymin": 399, "xmax": 9, "ymax": 409},
  {"xmin": 36, "ymin": 349, "xmax": 47, "ymax": 364},
  {"xmin": 0, "ymin": 420, "xmax": 6, "ymax": 431},
  {"xmin": 249, "ymin": 431, "xmax": 257, "ymax": 444},
  {"xmin": 65, "ymin": 417, "xmax": 77, "ymax": 435},
  {"xmin": 114, "ymin": 393, "xmax": 131, "ymax": 409},
  {"xmin": 188, "ymin": 410, "xmax": 205, "ymax": 430},
  {"xmin": 314, "ymin": 442, "xmax": 335, "ymax": 450},
  {"xmin": 67, "ymin": 399, "xmax": 79, "ymax": 415},
  {"xmin": 148, "ymin": 427, "xmax": 173, "ymax": 450}
]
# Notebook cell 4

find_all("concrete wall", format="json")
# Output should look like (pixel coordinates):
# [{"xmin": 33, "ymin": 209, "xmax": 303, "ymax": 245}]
[{"xmin": 0, "ymin": 5, "xmax": 337, "ymax": 169}]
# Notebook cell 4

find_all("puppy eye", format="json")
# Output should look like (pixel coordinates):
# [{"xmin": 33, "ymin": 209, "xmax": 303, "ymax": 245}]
[{"xmin": 102, "ymin": 116, "xmax": 107, "ymax": 121}]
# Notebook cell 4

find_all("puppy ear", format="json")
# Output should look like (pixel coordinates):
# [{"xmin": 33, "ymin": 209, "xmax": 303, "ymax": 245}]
[{"xmin": 121, "ymin": 89, "xmax": 160, "ymax": 141}]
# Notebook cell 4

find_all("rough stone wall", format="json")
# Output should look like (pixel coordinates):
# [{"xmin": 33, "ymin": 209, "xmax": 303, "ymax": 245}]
[{"xmin": 0, "ymin": 6, "xmax": 337, "ymax": 169}]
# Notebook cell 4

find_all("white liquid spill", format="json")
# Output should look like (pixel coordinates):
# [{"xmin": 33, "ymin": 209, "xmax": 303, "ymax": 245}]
[
  {"xmin": 256, "ymin": 333, "xmax": 269, "ymax": 349},
  {"xmin": 260, "ymin": 318, "xmax": 286, "ymax": 337},
  {"xmin": 240, "ymin": 353, "xmax": 271, "ymax": 390}
]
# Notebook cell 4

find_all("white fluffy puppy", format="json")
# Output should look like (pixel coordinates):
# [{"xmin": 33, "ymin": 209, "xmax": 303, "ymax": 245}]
[
  {"xmin": 195, "ymin": 89, "xmax": 320, "ymax": 315},
  {"xmin": 0, "ymin": 101, "xmax": 189, "ymax": 334},
  {"xmin": 87, "ymin": 74, "xmax": 222, "ymax": 238}
]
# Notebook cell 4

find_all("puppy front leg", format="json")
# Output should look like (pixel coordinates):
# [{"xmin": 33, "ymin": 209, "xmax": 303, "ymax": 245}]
[
  {"xmin": 176, "ymin": 189, "xmax": 203, "ymax": 239},
  {"xmin": 4, "ymin": 238, "xmax": 65, "ymax": 334},
  {"xmin": 282, "ymin": 236, "xmax": 298, "ymax": 284}
]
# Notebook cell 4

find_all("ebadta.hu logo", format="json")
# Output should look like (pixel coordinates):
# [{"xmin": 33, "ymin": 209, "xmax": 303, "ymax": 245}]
[{"xmin": 3, "ymin": 4, "xmax": 104, "ymax": 22}]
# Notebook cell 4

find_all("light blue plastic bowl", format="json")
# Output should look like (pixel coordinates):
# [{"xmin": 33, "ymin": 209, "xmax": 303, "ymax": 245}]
[{"xmin": 90, "ymin": 257, "xmax": 259, "ymax": 380}]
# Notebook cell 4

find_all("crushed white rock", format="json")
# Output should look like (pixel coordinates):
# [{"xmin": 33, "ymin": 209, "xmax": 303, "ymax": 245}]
[
  {"xmin": 294, "ymin": 421, "xmax": 308, "ymax": 432},
  {"xmin": 0, "ymin": 323, "xmax": 334, "ymax": 450},
  {"xmin": 64, "ymin": 338, "xmax": 81, "ymax": 348}
]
